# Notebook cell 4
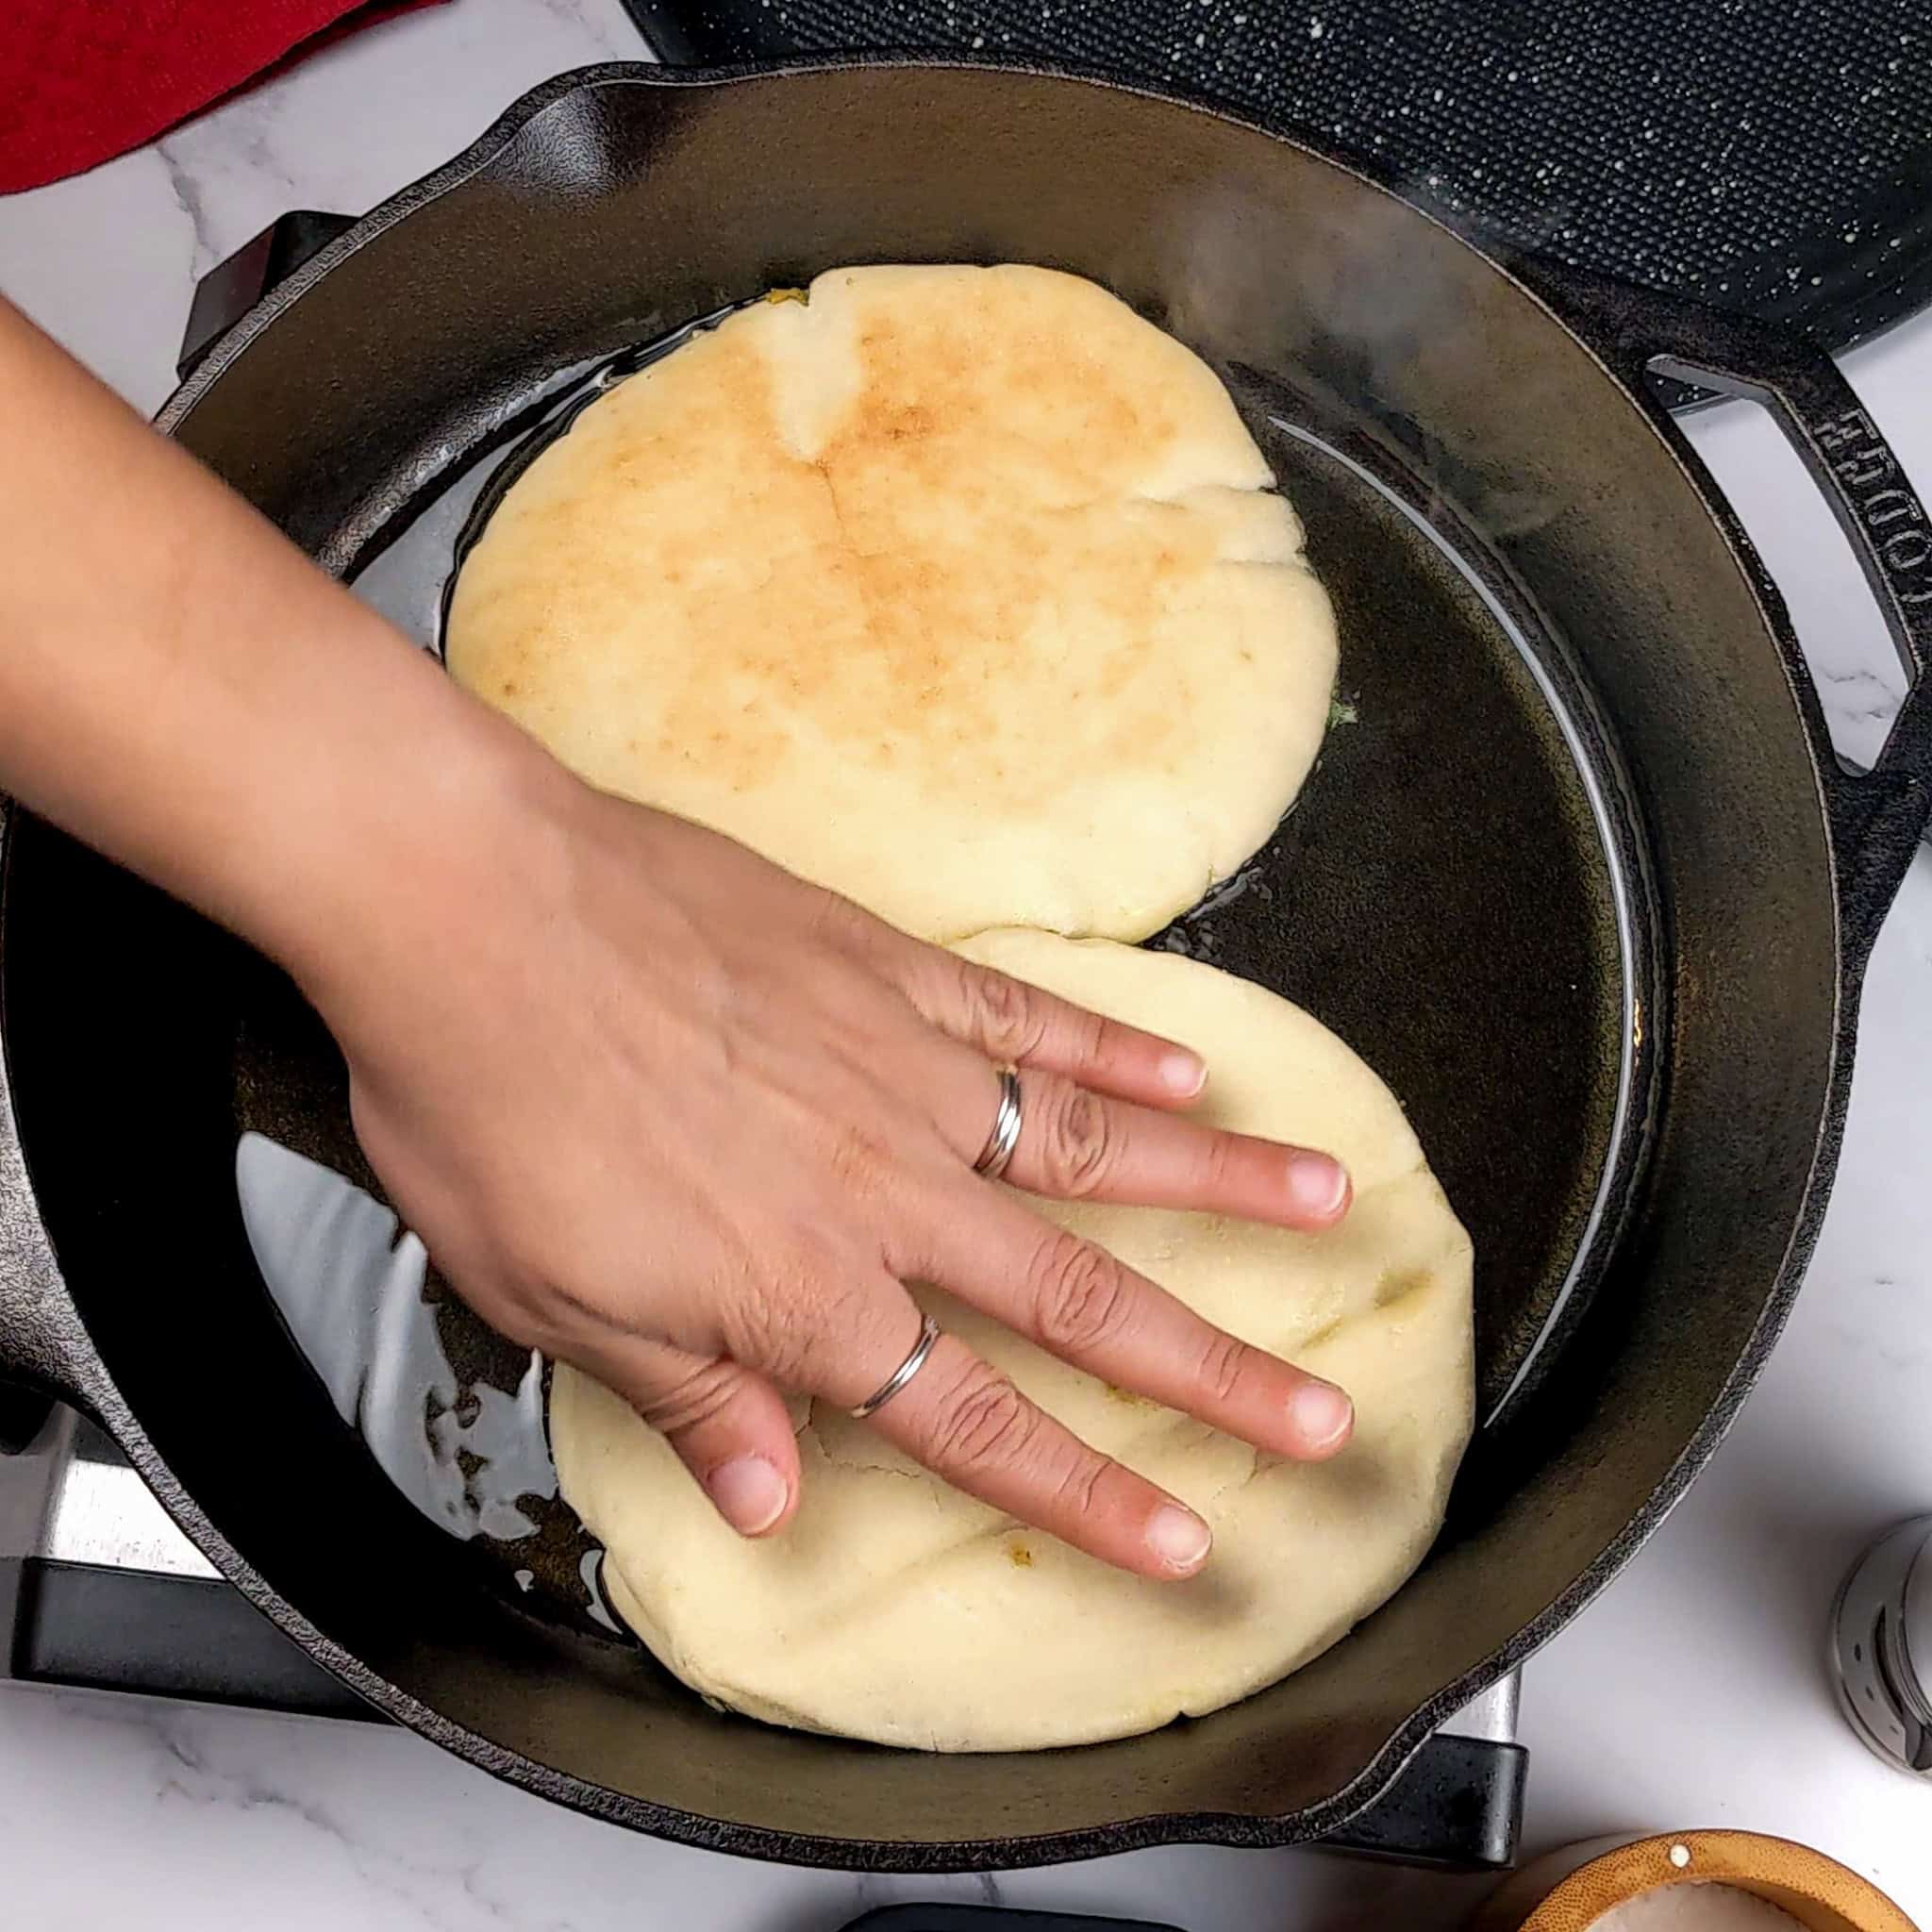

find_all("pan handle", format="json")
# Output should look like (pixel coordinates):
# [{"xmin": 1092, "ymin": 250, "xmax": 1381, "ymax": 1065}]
[
  {"xmin": 1523, "ymin": 268, "xmax": 1932, "ymax": 970},
  {"xmin": 177, "ymin": 209, "xmax": 358, "ymax": 381},
  {"xmin": 1649, "ymin": 333, "xmax": 1932, "ymax": 971}
]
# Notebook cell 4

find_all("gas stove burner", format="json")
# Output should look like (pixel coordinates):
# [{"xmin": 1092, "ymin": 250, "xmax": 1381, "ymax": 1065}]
[{"xmin": 0, "ymin": 1393, "xmax": 1525, "ymax": 1866}]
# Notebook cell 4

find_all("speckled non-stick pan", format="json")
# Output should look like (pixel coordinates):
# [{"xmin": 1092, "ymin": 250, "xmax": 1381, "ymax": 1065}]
[{"xmin": 2, "ymin": 60, "xmax": 1929, "ymax": 1870}]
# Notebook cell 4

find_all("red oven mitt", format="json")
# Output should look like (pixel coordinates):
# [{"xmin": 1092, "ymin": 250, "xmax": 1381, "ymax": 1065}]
[{"xmin": 0, "ymin": 0, "xmax": 449, "ymax": 195}]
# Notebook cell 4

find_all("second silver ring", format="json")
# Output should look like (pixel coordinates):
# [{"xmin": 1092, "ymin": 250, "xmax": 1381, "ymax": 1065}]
[{"xmin": 974, "ymin": 1063, "xmax": 1024, "ymax": 1182}]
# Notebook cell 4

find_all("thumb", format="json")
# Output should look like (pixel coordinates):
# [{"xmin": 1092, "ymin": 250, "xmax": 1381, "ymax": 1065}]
[{"xmin": 585, "ymin": 1339, "xmax": 803, "ymax": 1537}]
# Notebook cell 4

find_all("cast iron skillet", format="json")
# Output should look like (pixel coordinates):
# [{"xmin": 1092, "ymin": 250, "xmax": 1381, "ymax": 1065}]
[{"xmin": 3, "ymin": 60, "xmax": 1931, "ymax": 1868}]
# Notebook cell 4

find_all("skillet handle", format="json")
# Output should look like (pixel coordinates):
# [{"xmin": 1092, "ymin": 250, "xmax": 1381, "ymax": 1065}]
[
  {"xmin": 1526, "ymin": 270, "xmax": 1932, "ymax": 973},
  {"xmin": 177, "ymin": 209, "xmax": 358, "ymax": 381},
  {"xmin": 1650, "ymin": 330, "xmax": 1932, "ymax": 972}
]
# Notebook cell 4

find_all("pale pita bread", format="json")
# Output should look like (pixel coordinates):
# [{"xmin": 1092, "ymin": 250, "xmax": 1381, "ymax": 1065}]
[{"xmin": 551, "ymin": 932, "xmax": 1474, "ymax": 1752}]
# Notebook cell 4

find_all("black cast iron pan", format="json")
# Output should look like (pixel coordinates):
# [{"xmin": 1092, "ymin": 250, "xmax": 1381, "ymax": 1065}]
[{"xmin": 2, "ymin": 60, "xmax": 1930, "ymax": 1869}]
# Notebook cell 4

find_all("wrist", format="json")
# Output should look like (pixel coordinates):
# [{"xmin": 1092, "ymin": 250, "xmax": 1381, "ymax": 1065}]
[{"xmin": 258, "ymin": 655, "xmax": 577, "ymax": 1022}]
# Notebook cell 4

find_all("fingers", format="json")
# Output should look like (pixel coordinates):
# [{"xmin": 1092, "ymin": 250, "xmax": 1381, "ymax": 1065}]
[
  {"xmin": 585, "ymin": 1336, "xmax": 802, "ymax": 1537},
  {"xmin": 946, "ymin": 1056, "xmax": 1350, "ymax": 1229},
  {"xmin": 891, "ymin": 942, "xmax": 1208, "ymax": 1111},
  {"xmin": 858, "ymin": 1324, "xmax": 1214, "ymax": 1580},
  {"xmin": 1016, "ymin": 1065, "xmax": 1351, "ymax": 1225},
  {"xmin": 865, "ymin": 924, "xmax": 1351, "ymax": 1229},
  {"xmin": 774, "ymin": 1283, "xmax": 1213, "ymax": 1579},
  {"xmin": 923, "ymin": 1198, "xmax": 1356, "ymax": 1462}
]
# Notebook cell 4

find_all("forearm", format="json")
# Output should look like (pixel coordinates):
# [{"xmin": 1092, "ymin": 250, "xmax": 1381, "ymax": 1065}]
[{"xmin": 0, "ymin": 297, "xmax": 538, "ymax": 987}]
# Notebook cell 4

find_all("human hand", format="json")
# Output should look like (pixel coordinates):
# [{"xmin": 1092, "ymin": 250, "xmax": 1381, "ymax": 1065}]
[
  {"xmin": 0, "ymin": 298, "xmax": 1346, "ymax": 1581},
  {"xmin": 307, "ymin": 731, "xmax": 1355, "ymax": 1581}
]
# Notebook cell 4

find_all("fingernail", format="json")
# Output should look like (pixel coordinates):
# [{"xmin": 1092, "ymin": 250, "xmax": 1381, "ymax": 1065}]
[
  {"xmin": 1145, "ymin": 1503, "xmax": 1212, "ymax": 1574},
  {"xmin": 1158, "ymin": 1049, "xmax": 1208, "ymax": 1099},
  {"xmin": 1286, "ymin": 1152, "xmax": 1349, "ymax": 1221},
  {"xmin": 1289, "ymin": 1381, "xmax": 1355, "ymax": 1454},
  {"xmin": 705, "ymin": 1455, "xmax": 790, "ymax": 1535}
]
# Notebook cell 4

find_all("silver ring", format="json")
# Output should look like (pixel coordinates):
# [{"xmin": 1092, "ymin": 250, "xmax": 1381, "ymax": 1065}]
[
  {"xmin": 973, "ymin": 1064, "xmax": 1024, "ymax": 1182},
  {"xmin": 849, "ymin": 1312, "xmax": 941, "ymax": 1421}
]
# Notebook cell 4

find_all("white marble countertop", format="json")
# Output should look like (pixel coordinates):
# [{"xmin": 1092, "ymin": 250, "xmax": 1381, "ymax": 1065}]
[{"xmin": 3, "ymin": 3, "xmax": 1930, "ymax": 1926}]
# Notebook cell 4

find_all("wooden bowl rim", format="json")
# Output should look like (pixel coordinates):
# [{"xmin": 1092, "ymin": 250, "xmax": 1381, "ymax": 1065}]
[{"xmin": 1518, "ymin": 1829, "xmax": 1919, "ymax": 1932}]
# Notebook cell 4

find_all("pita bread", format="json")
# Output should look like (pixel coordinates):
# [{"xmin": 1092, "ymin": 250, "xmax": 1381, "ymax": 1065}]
[
  {"xmin": 551, "ymin": 932, "xmax": 1474, "ymax": 1751},
  {"xmin": 446, "ymin": 265, "xmax": 1337, "ymax": 941}
]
